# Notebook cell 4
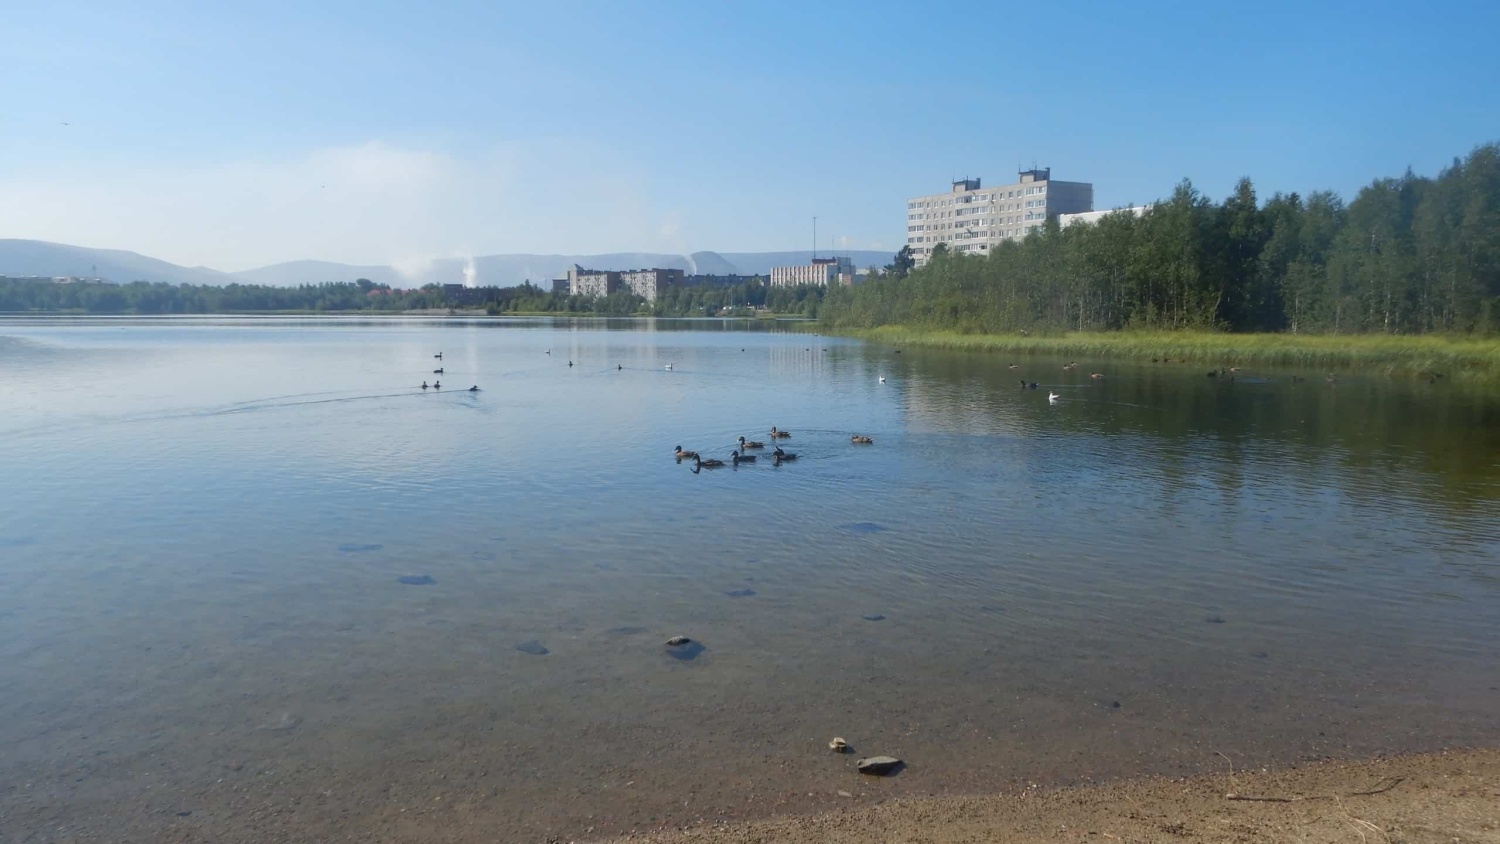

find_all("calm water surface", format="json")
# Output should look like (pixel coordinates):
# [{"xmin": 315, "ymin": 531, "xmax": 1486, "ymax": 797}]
[{"xmin": 1, "ymin": 317, "xmax": 1497, "ymax": 842}]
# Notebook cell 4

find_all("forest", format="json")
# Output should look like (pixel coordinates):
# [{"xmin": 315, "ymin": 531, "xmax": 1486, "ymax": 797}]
[
  {"xmin": 0, "ymin": 275, "xmax": 826, "ymax": 318},
  {"xmin": 822, "ymin": 143, "xmax": 1500, "ymax": 335}
]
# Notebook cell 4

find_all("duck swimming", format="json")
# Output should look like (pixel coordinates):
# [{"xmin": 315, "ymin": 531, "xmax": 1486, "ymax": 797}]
[
  {"xmin": 421, "ymin": 381, "xmax": 429, "ymax": 389},
  {"xmin": 770, "ymin": 426, "xmax": 791, "ymax": 439},
  {"xmin": 674, "ymin": 446, "xmax": 699, "ymax": 460},
  {"xmin": 694, "ymin": 455, "xmax": 725, "ymax": 469},
  {"xmin": 433, "ymin": 381, "xmax": 441, "ymax": 389},
  {"xmin": 850, "ymin": 435, "xmax": 873, "ymax": 444},
  {"xmin": 433, "ymin": 367, "xmax": 444, "ymax": 374},
  {"xmin": 434, "ymin": 352, "xmax": 443, "ymax": 359},
  {"xmin": 738, "ymin": 436, "xmax": 766, "ymax": 450},
  {"xmin": 731, "ymin": 450, "xmax": 756, "ymax": 464},
  {"xmin": 468, "ymin": 385, "xmax": 480, "ymax": 392},
  {"xmin": 772, "ymin": 446, "xmax": 798, "ymax": 461}
]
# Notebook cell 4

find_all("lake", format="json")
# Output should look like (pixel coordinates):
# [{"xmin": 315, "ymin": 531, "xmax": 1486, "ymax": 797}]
[{"xmin": 1, "ymin": 316, "xmax": 1497, "ymax": 842}]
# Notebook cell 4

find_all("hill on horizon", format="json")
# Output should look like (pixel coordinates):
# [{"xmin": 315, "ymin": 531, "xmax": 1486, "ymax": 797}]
[
  {"xmin": 1, "ymin": 239, "xmax": 898, "ymax": 288},
  {"xmin": 0, "ymin": 239, "xmax": 234, "ymax": 287}
]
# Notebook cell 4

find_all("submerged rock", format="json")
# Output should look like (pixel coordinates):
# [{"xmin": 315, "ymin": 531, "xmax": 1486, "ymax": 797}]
[
  {"xmin": 665, "ymin": 636, "xmax": 692, "ymax": 646},
  {"xmin": 665, "ymin": 637, "xmax": 705, "ymax": 661},
  {"xmin": 857, "ymin": 756, "xmax": 903, "ymax": 776},
  {"xmin": 839, "ymin": 522, "xmax": 888, "ymax": 535},
  {"xmin": 724, "ymin": 589, "xmax": 756, "ymax": 598},
  {"xmin": 397, "ymin": 575, "xmax": 435, "ymax": 586},
  {"xmin": 861, "ymin": 614, "xmax": 886, "ymax": 622},
  {"xmin": 515, "ymin": 640, "xmax": 549, "ymax": 656},
  {"xmin": 338, "ymin": 543, "xmax": 383, "ymax": 553}
]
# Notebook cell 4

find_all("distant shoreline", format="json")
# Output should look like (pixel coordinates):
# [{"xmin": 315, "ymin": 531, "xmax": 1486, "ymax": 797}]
[{"xmin": 836, "ymin": 326, "xmax": 1500, "ymax": 384}]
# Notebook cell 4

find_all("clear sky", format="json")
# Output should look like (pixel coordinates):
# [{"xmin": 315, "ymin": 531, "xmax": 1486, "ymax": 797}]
[{"xmin": 3, "ymin": 0, "xmax": 1497, "ymax": 272}]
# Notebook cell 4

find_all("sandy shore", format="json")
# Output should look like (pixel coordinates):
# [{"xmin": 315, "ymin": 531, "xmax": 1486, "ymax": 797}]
[{"xmin": 605, "ymin": 749, "xmax": 1499, "ymax": 844}]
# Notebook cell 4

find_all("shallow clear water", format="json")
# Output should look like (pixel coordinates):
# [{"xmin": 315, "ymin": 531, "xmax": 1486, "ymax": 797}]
[{"xmin": 2, "ymin": 316, "xmax": 1497, "ymax": 841}]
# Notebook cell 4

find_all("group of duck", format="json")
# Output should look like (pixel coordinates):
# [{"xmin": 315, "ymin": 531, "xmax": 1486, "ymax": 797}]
[
  {"xmin": 1009, "ymin": 361, "xmax": 1103, "ymax": 404},
  {"xmin": 675, "ymin": 427, "xmax": 874, "ymax": 471},
  {"xmin": 419, "ymin": 352, "xmax": 480, "ymax": 391}
]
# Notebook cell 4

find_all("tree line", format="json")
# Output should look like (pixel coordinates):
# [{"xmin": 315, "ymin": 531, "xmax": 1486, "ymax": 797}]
[
  {"xmin": 823, "ymin": 142, "xmax": 1500, "ymax": 335},
  {"xmin": 0, "ymin": 275, "xmax": 827, "ymax": 317}
]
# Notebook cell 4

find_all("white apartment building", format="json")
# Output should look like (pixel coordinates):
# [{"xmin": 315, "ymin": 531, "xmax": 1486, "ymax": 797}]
[
  {"xmin": 905, "ymin": 169, "xmax": 1093, "ymax": 266},
  {"xmin": 769, "ymin": 256, "xmax": 854, "ymax": 287}
]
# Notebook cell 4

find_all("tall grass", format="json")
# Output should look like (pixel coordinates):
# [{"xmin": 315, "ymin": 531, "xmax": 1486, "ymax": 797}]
[{"xmin": 839, "ymin": 327, "xmax": 1500, "ymax": 383}]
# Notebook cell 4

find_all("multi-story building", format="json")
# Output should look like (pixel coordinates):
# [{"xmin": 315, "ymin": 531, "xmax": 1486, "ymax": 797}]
[
  {"xmin": 620, "ymin": 268, "xmax": 685, "ymax": 302},
  {"xmin": 566, "ymin": 264, "xmax": 621, "ymax": 297},
  {"xmin": 905, "ymin": 169, "xmax": 1093, "ymax": 266},
  {"xmin": 770, "ymin": 257, "xmax": 854, "ymax": 288}
]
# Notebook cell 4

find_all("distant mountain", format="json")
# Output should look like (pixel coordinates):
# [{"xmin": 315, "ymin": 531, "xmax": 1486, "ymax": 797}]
[
  {"xmin": 0, "ymin": 239, "xmax": 234, "ymax": 286},
  {"xmin": 231, "ymin": 260, "xmax": 406, "ymax": 287},
  {"xmin": 233, "ymin": 249, "xmax": 899, "ymax": 287},
  {"xmin": 1, "ymin": 239, "xmax": 901, "ymax": 289}
]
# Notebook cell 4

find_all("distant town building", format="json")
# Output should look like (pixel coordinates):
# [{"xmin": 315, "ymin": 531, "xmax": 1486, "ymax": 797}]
[
  {"xmin": 1057, "ymin": 205, "xmax": 1154, "ymax": 228},
  {"xmin": 770, "ymin": 257, "xmax": 854, "ymax": 287},
  {"xmin": 905, "ymin": 169, "xmax": 1094, "ymax": 266},
  {"xmin": 566, "ymin": 265, "xmax": 622, "ymax": 297},
  {"xmin": 620, "ymin": 268, "xmax": 685, "ymax": 302},
  {"xmin": 685, "ymin": 273, "xmax": 760, "ymax": 288},
  {"xmin": 551, "ymin": 277, "xmax": 570, "ymax": 293}
]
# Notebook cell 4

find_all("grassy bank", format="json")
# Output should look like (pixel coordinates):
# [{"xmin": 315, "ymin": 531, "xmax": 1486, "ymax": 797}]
[{"xmin": 837, "ymin": 326, "xmax": 1500, "ymax": 383}]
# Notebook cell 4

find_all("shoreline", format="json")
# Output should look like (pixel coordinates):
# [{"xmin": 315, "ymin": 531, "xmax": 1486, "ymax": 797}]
[
  {"xmin": 606, "ymin": 747, "xmax": 1500, "ymax": 843},
  {"xmin": 832, "ymin": 326, "xmax": 1500, "ymax": 384}
]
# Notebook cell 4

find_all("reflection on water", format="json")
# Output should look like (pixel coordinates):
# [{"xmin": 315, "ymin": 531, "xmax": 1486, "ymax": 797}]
[{"xmin": 1, "ymin": 317, "xmax": 1497, "ymax": 842}]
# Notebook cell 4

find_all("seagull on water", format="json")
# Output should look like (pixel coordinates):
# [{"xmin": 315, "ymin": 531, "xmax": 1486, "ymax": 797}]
[
  {"xmin": 878, "ymin": 376, "xmax": 886, "ymax": 384},
  {"xmin": 664, "ymin": 363, "xmax": 673, "ymax": 371},
  {"xmin": 1048, "ymin": 392, "xmax": 1061, "ymax": 403}
]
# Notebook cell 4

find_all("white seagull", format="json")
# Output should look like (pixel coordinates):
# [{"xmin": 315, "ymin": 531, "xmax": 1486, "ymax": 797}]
[
  {"xmin": 1048, "ymin": 391, "xmax": 1061, "ymax": 403},
  {"xmin": 878, "ymin": 376, "xmax": 886, "ymax": 384},
  {"xmin": 664, "ymin": 363, "xmax": 674, "ymax": 371}
]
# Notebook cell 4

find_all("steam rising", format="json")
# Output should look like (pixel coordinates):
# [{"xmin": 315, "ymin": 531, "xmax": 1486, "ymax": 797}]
[{"xmin": 463, "ymin": 256, "xmax": 477, "ymax": 288}]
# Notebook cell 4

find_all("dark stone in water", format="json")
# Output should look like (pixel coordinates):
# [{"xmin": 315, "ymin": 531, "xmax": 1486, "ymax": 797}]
[
  {"xmin": 515, "ymin": 640, "xmax": 549, "ymax": 656},
  {"xmin": 1252, "ymin": 651, "xmax": 1269, "ymax": 659},
  {"xmin": 397, "ymin": 575, "xmax": 435, "ymax": 586},
  {"xmin": 607, "ymin": 626, "xmax": 648, "ymax": 635},
  {"xmin": 1110, "ymin": 700, "xmax": 1122, "ymax": 709},
  {"xmin": 339, "ymin": 543, "xmax": 383, "ymax": 553},
  {"xmin": 862, "ymin": 614, "xmax": 886, "ymax": 622},
  {"xmin": 1205, "ymin": 615, "xmax": 1226, "ymax": 624},
  {"xmin": 725, "ymin": 588, "xmax": 756, "ymax": 598},
  {"xmin": 665, "ymin": 640, "xmax": 706, "ymax": 661},
  {"xmin": 840, "ymin": 522, "xmax": 888, "ymax": 534}
]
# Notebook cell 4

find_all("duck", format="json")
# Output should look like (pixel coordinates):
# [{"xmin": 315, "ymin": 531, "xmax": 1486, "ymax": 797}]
[
  {"xmin": 434, "ymin": 352, "xmax": 443, "ymax": 359},
  {"xmin": 433, "ymin": 381, "xmax": 441, "ymax": 389},
  {"xmin": 421, "ymin": 381, "xmax": 429, "ymax": 390},
  {"xmin": 1008, "ymin": 364, "xmax": 1019, "ymax": 370},
  {"xmin": 770, "ymin": 426, "xmax": 791, "ymax": 439},
  {"xmin": 1090, "ymin": 372, "xmax": 1103, "ymax": 379},
  {"xmin": 1048, "ymin": 391, "xmax": 1061, "ymax": 403},
  {"xmin": 468, "ymin": 385, "xmax": 480, "ymax": 392},
  {"xmin": 731, "ymin": 450, "xmax": 756, "ymax": 465},
  {"xmin": 674, "ymin": 446, "xmax": 699, "ymax": 460},
  {"xmin": 568, "ymin": 360, "xmax": 574, "ymax": 367},
  {"xmin": 772, "ymin": 446, "xmax": 798, "ymax": 461},
  {"xmin": 545, "ymin": 349, "xmax": 551, "ymax": 355},
  {"xmin": 738, "ymin": 436, "xmax": 766, "ymax": 450},
  {"xmin": 1026, "ymin": 382, "xmax": 1039, "ymax": 390},
  {"xmin": 617, "ymin": 364, "xmax": 623, "ymax": 370},
  {"xmin": 694, "ymin": 455, "xmax": 724, "ymax": 469},
  {"xmin": 433, "ymin": 367, "xmax": 444, "ymax": 374},
  {"xmin": 850, "ymin": 435, "xmax": 873, "ymax": 444}
]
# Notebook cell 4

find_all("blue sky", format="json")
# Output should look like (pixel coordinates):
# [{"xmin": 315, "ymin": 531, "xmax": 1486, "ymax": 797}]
[{"xmin": 3, "ymin": 0, "xmax": 1497, "ymax": 272}]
